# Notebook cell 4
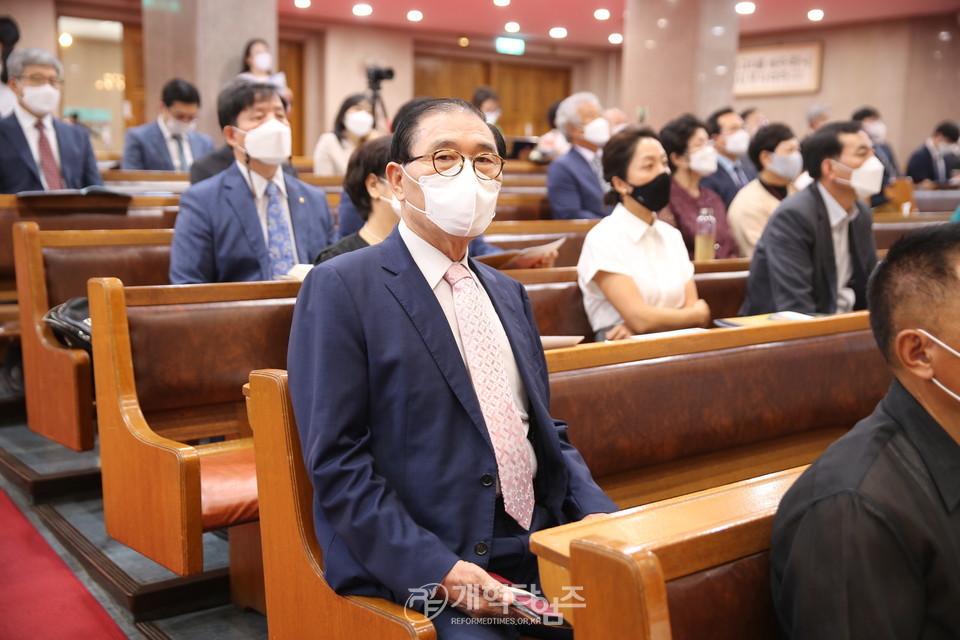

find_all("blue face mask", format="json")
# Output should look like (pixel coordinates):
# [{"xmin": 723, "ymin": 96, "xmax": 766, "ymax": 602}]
[{"xmin": 918, "ymin": 329, "xmax": 960, "ymax": 403}]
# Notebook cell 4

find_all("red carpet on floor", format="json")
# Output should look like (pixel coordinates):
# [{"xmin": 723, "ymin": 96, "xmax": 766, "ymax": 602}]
[{"xmin": 0, "ymin": 489, "xmax": 127, "ymax": 639}]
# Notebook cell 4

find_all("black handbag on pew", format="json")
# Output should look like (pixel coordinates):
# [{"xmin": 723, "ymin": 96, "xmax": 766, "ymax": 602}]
[{"xmin": 43, "ymin": 297, "xmax": 93, "ymax": 356}]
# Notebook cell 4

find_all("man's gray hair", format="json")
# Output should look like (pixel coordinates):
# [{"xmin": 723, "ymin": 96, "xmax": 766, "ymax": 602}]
[
  {"xmin": 806, "ymin": 103, "xmax": 830, "ymax": 127},
  {"xmin": 6, "ymin": 48, "xmax": 63, "ymax": 80},
  {"xmin": 556, "ymin": 92, "xmax": 602, "ymax": 141}
]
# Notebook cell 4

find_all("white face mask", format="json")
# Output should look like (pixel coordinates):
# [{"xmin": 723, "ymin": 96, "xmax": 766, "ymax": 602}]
[
  {"xmin": 917, "ymin": 329, "xmax": 960, "ymax": 404},
  {"xmin": 862, "ymin": 120, "xmax": 887, "ymax": 143},
  {"xmin": 582, "ymin": 117, "xmax": 611, "ymax": 147},
  {"xmin": 401, "ymin": 163, "xmax": 501, "ymax": 237},
  {"xmin": 166, "ymin": 117, "xmax": 191, "ymax": 137},
  {"xmin": 768, "ymin": 151, "xmax": 803, "ymax": 181},
  {"xmin": 237, "ymin": 118, "xmax": 291, "ymax": 165},
  {"xmin": 344, "ymin": 110, "xmax": 374, "ymax": 138},
  {"xmin": 20, "ymin": 84, "xmax": 61, "ymax": 117},
  {"xmin": 252, "ymin": 52, "xmax": 273, "ymax": 73},
  {"xmin": 688, "ymin": 145, "xmax": 718, "ymax": 176},
  {"xmin": 484, "ymin": 110, "xmax": 501, "ymax": 125},
  {"xmin": 723, "ymin": 129, "xmax": 750, "ymax": 157},
  {"xmin": 380, "ymin": 178, "xmax": 403, "ymax": 218},
  {"xmin": 833, "ymin": 155, "xmax": 885, "ymax": 199}
]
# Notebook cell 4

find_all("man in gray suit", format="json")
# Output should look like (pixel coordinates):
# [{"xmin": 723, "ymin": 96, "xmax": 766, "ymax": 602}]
[
  {"xmin": 740, "ymin": 121, "xmax": 880, "ymax": 316},
  {"xmin": 121, "ymin": 78, "xmax": 213, "ymax": 171}
]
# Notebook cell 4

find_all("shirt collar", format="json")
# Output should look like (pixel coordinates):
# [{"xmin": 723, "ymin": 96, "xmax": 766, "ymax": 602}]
[
  {"xmin": 156, "ymin": 114, "xmax": 172, "ymax": 140},
  {"xmin": 234, "ymin": 160, "xmax": 286, "ymax": 201},
  {"xmin": 14, "ymin": 102, "xmax": 54, "ymax": 133},
  {"xmin": 610, "ymin": 202, "xmax": 661, "ymax": 243},
  {"xmin": 926, "ymin": 138, "xmax": 942, "ymax": 159},
  {"xmin": 816, "ymin": 182, "xmax": 859, "ymax": 230},
  {"xmin": 574, "ymin": 144, "xmax": 598, "ymax": 164},
  {"xmin": 717, "ymin": 153, "xmax": 738, "ymax": 172},
  {"xmin": 885, "ymin": 379, "xmax": 960, "ymax": 513},
  {"xmin": 397, "ymin": 220, "xmax": 470, "ymax": 290}
]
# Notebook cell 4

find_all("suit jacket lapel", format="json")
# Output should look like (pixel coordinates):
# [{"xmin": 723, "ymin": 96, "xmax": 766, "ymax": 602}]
[
  {"xmin": 3, "ymin": 117, "xmax": 42, "ymax": 185},
  {"xmin": 223, "ymin": 165, "xmax": 271, "ymax": 278},
  {"xmin": 381, "ymin": 231, "xmax": 491, "ymax": 444},
  {"xmin": 810, "ymin": 185, "xmax": 838, "ymax": 311},
  {"xmin": 285, "ymin": 178, "xmax": 312, "ymax": 263},
  {"xmin": 147, "ymin": 124, "xmax": 174, "ymax": 170}
]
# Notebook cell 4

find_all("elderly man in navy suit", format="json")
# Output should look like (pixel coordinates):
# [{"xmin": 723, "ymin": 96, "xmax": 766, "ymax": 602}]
[
  {"xmin": 121, "ymin": 78, "xmax": 213, "ymax": 171},
  {"xmin": 0, "ymin": 48, "xmax": 101, "ymax": 194},
  {"xmin": 169, "ymin": 79, "xmax": 333, "ymax": 283},
  {"xmin": 546, "ymin": 92, "xmax": 612, "ymax": 219},
  {"xmin": 289, "ymin": 98, "xmax": 617, "ymax": 639}
]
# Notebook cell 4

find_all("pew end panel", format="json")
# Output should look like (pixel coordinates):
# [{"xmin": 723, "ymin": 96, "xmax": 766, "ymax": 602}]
[
  {"xmin": 89, "ymin": 278, "xmax": 298, "ymax": 577},
  {"xmin": 245, "ymin": 370, "xmax": 437, "ymax": 640},
  {"xmin": 12, "ymin": 222, "xmax": 174, "ymax": 451}
]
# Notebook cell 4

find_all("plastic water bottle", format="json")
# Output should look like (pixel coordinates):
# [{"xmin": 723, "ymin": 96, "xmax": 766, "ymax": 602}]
[{"xmin": 695, "ymin": 208, "xmax": 716, "ymax": 261}]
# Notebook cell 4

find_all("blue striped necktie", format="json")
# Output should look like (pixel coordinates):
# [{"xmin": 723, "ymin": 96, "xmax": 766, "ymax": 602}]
[{"xmin": 265, "ymin": 181, "xmax": 295, "ymax": 279}]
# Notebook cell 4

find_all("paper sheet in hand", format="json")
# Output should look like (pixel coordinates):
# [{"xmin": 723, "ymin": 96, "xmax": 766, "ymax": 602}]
[
  {"xmin": 280, "ymin": 264, "xmax": 314, "ymax": 281},
  {"xmin": 474, "ymin": 237, "xmax": 567, "ymax": 269},
  {"xmin": 540, "ymin": 335, "xmax": 585, "ymax": 350}
]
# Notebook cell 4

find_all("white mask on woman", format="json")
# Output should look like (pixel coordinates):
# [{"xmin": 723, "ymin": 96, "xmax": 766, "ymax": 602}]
[
  {"xmin": 252, "ymin": 52, "xmax": 273, "ymax": 73},
  {"xmin": 688, "ymin": 146, "xmax": 718, "ymax": 176},
  {"xmin": 344, "ymin": 110, "xmax": 374, "ymax": 138},
  {"xmin": 401, "ymin": 163, "xmax": 501, "ymax": 237}
]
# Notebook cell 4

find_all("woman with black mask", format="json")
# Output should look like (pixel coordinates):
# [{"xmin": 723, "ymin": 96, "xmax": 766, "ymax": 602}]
[{"xmin": 577, "ymin": 126, "xmax": 711, "ymax": 341}]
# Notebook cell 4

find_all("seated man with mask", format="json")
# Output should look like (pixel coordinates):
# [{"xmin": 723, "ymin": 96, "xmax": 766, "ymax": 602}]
[
  {"xmin": 289, "ymin": 97, "xmax": 616, "ymax": 639},
  {"xmin": 170, "ymin": 79, "xmax": 334, "ymax": 283},
  {"xmin": 547, "ymin": 91, "xmax": 612, "ymax": 219},
  {"xmin": 772, "ymin": 224, "xmax": 960, "ymax": 637}
]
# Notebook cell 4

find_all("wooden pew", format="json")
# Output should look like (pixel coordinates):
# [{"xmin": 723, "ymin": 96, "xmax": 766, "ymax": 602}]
[
  {"xmin": 12, "ymin": 223, "xmax": 173, "ymax": 451},
  {"xmin": 529, "ymin": 466, "xmax": 805, "ymax": 637},
  {"xmin": 544, "ymin": 313, "xmax": 889, "ymax": 508},
  {"xmin": 244, "ymin": 369, "xmax": 436, "ymax": 640},
  {"xmin": 88, "ymin": 278, "xmax": 299, "ymax": 584},
  {"xmin": 100, "ymin": 169, "xmax": 191, "ymax": 194},
  {"xmin": 874, "ymin": 220, "xmax": 949, "ymax": 250},
  {"xmin": 0, "ymin": 194, "xmax": 178, "ymax": 304}
]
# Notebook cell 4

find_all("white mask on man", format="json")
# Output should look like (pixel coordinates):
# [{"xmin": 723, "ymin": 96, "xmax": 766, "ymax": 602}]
[
  {"xmin": 237, "ymin": 118, "xmax": 291, "ymax": 165},
  {"xmin": 401, "ymin": 162, "xmax": 501, "ymax": 237},
  {"xmin": 833, "ymin": 155, "xmax": 885, "ymax": 199},
  {"xmin": 724, "ymin": 129, "xmax": 750, "ymax": 157},
  {"xmin": 20, "ymin": 84, "xmax": 61, "ymax": 117},
  {"xmin": 166, "ymin": 117, "xmax": 192, "ymax": 138},
  {"xmin": 862, "ymin": 120, "xmax": 887, "ymax": 143},
  {"xmin": 917, "ymin": 329, "xmax": 960, "ymax": 404},
  {"xmin": 582, "ymin": 117, "xmax": 611, "ymax": 147}
]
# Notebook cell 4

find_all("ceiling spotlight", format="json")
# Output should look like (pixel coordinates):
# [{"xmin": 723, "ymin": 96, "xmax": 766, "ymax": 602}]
[
  {"xmin": 352, "ymin": 3, "xmax": 372, "ymax": 16},
  {"xmin": 549, "ymin": 27, "xmax": 568, "ymax": 39},
  {"xmin": 594, "ymin": 9, "xmax": 611, "ymax": 20},
  {"xmin": 407, "ymin": 10, "xmax": 423, "ymax": 22},
  {"xmin": 807, "ymin": 8, "xmax": 824, "ymax": 21},
  {"xmin": 58, "ymin": 32, "xmax": 73, "ymax": 47},
  {"xmin": 608, "ymin": 33, "xmax": 623, "ymax": 45},
  {"xmin": 734, "ymin": 2, "xmax": 756, "ymax": 15},
  {"xmin": 458, "ymin": 37, "xmax": 470, "ymax": 47},
  {"xmin": 294, "ymin": 0, "xmax": 311, "ymax": 7},
  {"xmin": 493, "ymin": 0, "xmax": 510, "ymax": 6},
  {"xmin": 656, "ymin": 18, "xmax": 668, "ymax": 28},
  {"xmin": 505, "ymin": 21, "xmax": 520, "ymax": 33}
]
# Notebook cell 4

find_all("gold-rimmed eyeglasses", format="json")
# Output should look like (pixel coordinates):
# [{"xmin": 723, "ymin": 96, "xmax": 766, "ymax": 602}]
[{"xmin": 405, "ymin": 148, "xmax": 505, "ymax": 180}]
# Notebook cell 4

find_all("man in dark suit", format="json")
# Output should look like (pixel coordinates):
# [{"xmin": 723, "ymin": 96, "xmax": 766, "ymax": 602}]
[
  {"xmin": 170, "ymin": 79, "xmax": 333, "ymax": 283},
  {"xmin": 905, "ymin": 121, "xmax": 960, "ymax": 187},
  {"xmin": 701, "ymin": 107, "xmax": 757, "ymax": 208},
  {"xmin": 741, "ymin": 121, "xmax": 879, "ymax": 316},
  {"xmin": 547, "ymin": 91, "xmax": 611, "ymax": 219},
  {"xmin": 121, "ymin": 78, "xmax": 213, "ymax": 171},
  {"xmin": 852, "ymin": 106, "xmax": 899, "ymax": 207},
  {"xmin": 288, "ymin": 98, "xmax": 616, "ymax": 639},
  {"xmin": 0, "ymin": 48, "xmax": 101, "ymax": 194}
]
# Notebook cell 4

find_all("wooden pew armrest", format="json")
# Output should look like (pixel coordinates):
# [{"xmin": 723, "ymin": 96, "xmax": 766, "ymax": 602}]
[
  {"xmin": 194, "ymin": 437, "xmax": 254, "ymax": 457},
  {"xmin": 345, "ymin": 595, "xmax": 436, "ymax": 637}
]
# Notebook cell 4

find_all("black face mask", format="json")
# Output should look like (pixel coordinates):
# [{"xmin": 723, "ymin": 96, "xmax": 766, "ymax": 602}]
[{"xmin": 626, "ymin": 172, "xmax": 672, "ymax": 212}]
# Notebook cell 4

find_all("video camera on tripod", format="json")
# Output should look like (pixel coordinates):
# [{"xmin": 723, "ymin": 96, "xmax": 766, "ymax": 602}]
[{"xmin": 366, "ymin": 66, "xmax": 394, "ymax": 126}]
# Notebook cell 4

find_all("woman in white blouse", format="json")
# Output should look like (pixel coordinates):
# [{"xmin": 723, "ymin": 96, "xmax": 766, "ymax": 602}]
[
  {"xmin": 578, "ymin": 126, "xmax": 711, "ymax": 341},
  {"xmin": 312, "ymin": 93, "xmax": 380, "ymax": 176}
]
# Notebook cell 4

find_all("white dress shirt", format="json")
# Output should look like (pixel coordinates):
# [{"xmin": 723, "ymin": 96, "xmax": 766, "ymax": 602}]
[
  {"xmin": 926, "ymin": 139, "xmax": 947, "ymax": 183},
  {"xmin": 397, "ymin": 220, "xmax": 537, "ymax": 476},
  {"xmin": 574, "ymin": 144, "xmax": 605, "ymax": 189},
  {"xmin": 817, "ymin": 183, "xmax": 858, "ymax": 313},
  {"xmin": 157, "ymin": 116, "xmax": 195, "ymax": 171},
  {"xmin": 578, "ymin": 202, "xmax": 694, "ymax": 332},
  {"xmin": 14, "ymin": 103, "xmax": 61, "ymax": 190},
  {"xmin": 234, "ymin": 160, "xmax": 299, "ymax": 259}
]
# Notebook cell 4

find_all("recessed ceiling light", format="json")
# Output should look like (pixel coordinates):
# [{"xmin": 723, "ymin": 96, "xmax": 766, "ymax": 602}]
[
  {"xmin": 352, "ymin": 3, "xmax": 372, "ymax": 16},
  {"xmin": 58, "ymin": 32, "xmax": 73, "ymax": 47},
  {"xmin": 734, "ymin": 2, "xmax": 756, "ymax": 15},
  {"xmin": 293, "ymin": 0, "xmax": 311, "ymax": 8},
  {"xmin": 493, "ymin": 0, "xmax": 510, "ymax": 6},
  {"xmin": 711, "ymin": 25, "xmax": 725, "ymax": 36},
  {"xmin": 807, "ymin": 8, "xmax": 824, "ymax": 21},
  {"xmin": 549, "ymin": 27, "xmax": 568, "ymax": 39},
  {"xmin": 407, "ymin": 10, "xmax": 423, "ymax": 22},
  {"xmin": 505, "ymin": 21, "xmax": 520, "ymax": 33},
  {"xmin": 608, "ymin": 33, "xmax": 623, "ymax": 45},
  {"xmin": 656, "ymin": 18, "xmax": 668, "ymax": 28},
  {"xmin": 939, "ymin": 31, "xmax": 952, "ymax": 42},
  {"xmin": 458, "ymin": 37, "xmax": 470, "ymax": 47},
  {"xmin": 594, "ymin": 9, "xmax": 610, "ymax": 20}
]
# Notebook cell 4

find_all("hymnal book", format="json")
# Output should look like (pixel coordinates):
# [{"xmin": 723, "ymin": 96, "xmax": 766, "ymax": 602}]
[
  {"xmin": 487, "ymin": 572, "xmax": 572, "ymax": 629},
  {"xmin": 714, "ymin": 310, "xmax": 814, "ymax": 328}
]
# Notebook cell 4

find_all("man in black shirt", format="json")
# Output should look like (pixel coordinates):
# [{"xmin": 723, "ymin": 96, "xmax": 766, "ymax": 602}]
[{"xmin": 771, "ymin": 223, "xmax": 960, "ymax": 638}]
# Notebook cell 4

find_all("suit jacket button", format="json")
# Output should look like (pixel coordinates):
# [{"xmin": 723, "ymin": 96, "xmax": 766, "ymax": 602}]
[
  {"xmin": 475, "ymin": 542, "xmax": 488, "ymax": 556},
  {"xmin": 480, "ymin": 474, "xmax": 494, "ymax": 487}
]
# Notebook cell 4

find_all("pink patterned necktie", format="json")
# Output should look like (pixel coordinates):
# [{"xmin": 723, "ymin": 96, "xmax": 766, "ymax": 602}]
[
  {"xmin": 444, "ymin": 263, "xmax": 535, "ymax": 530},
  {"xmin": 35, "ymin": 120, "xmax": 63, "ymax": 190}
]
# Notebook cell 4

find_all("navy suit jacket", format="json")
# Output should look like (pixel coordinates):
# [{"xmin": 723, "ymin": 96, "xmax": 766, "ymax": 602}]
[
  {"xmin": 906, "ymin": 144, "xmax": 960, "ymax": 185},
  {"xmin": 170, "ymin": 163, "xmax": 334, "ymax": 283},
  {"xmin": 120, "ymin": 121, "xmax": 214, "ymax": 171},
  {"xmin": 0, "ymin": 113, "xmax": 102, "ymax": 194},
  {"xmin": 288, "ymin": 229, "xmax": 617, "ymax": 603},
  {"xmin": 547, "ymin": 148, "xmax": 607, "ymax": 219},
  {"xmin": 700, "ymin": 157, "xmax": 757, "ymax": 208},
  {"xmin": 740, "ymin": 183, "xmax": 877, "ymax": 316}
]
